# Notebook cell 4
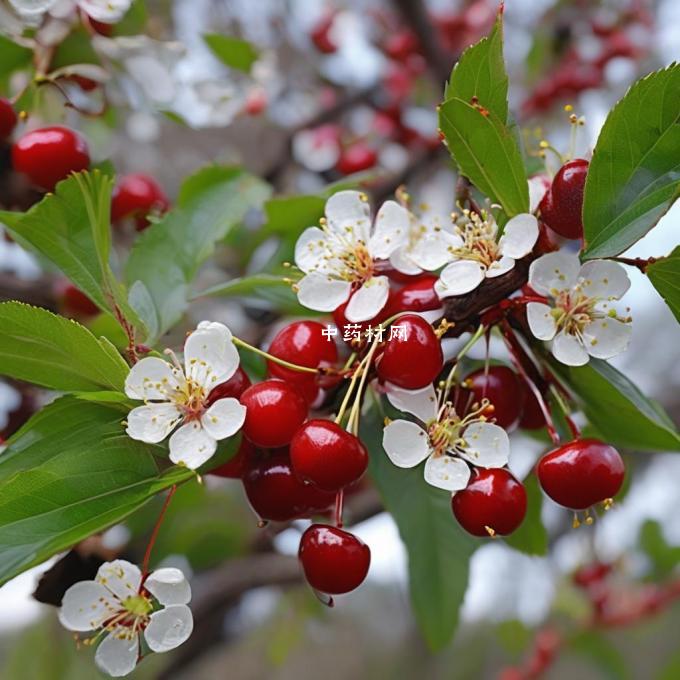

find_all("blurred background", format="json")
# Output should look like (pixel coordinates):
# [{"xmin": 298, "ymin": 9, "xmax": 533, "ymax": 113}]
[{"xmin": 1, "ymin": 0, "xmax": 679, "ymax": 678}]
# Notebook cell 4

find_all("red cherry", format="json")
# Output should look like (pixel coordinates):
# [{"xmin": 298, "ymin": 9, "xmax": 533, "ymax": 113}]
[
  {"xmin": 210, "ymin": 437, "xmax": 255, "ymax": 479},
  {"xmin": 384, "ymin": 30, "xmax": 419, "ymax": 62},
  {"xmin": 244, "ymin": 89, "xmax": 267, "ymax": 116},
  {"xmin": 240, "ymin": 380, "xmax": 308, "ymax": 448},
  {"xmin": 206, "ymin": 367, "xmax": 252, "ymax": 405},
  {"xmin": 538, "ymin": 159, "xmax": 589, "ymax": 240},
  {"xmin": 377, "ymin": 314, "xmax": 443, "ymax": 389},
  {"xmin": 243, "ymin": 450, "xmax": 335, "ymax": 521},
  {"xmin": 537, "ymin": 438, "xmax": 624, "ymax": 510},
  {"xmin": 0, "ymin": 98, "xmax": 17, "ymax": 140},
  {"xmin": 70, "ymin": 75, "xmax": 99, "ymax": 92},
  {"xmin": 387, "ymin": 275, "xmax": 441, "ymax": 315},
  {"xmin": 54, "ymin": 280, "xmax": 99, "ymax": 318},
  {"xmin": 111, "ymin": 173, "xmax": 169, "ymax": 231},
  {"xmin": 333, "ymin": 297, "xmax": 391, "ymax": 347},
  {"xmin": 518, "ymin": 388, "xmax": 546, "ymax": 430},
  {"xmin": 310, "ymin": 13, "xmax": 337, "ymax": 54},
  {"xmin": 573, "ymin": 562, "xmax": 612, "ymax": 589},
  {"xmin": 451, "ymin": 468, "xmax": 527, "ymax": 537},
  {"xmin": 12, "ymin": 126, "xmax": 90, "ymax": 191},
  {"xmin": 290, "ymin": 420, "xmax": 368, "ymax": 492},
  {"xmin": 336, "ymin": 142, "xmax": 378, "ymax": 175},
  {"xmin": 298, "ymin": 524, "xmax": 371, "ymax": 594}
]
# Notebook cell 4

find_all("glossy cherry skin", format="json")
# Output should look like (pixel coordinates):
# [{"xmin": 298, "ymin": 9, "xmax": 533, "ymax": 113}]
[
  {"xmin": 54, "ymin": 281, "xmax": 99, "ymax": 318},
  {"xmin": 209, "ymin": 437, "xmax": 255, "ymax": 479},
  {"xmin": 0, "ymin": 98, "xmax": 17, "ymax": 140},
  {"xmin": 451, "ymin": 468, "xmax": 527, "ymax": 537},
  {"xmin": 376, "ymin": 314, "xmax": 443, "ymax": 390},
  {"xmin": 539, "ymin": 159, "xmax": 589, "ymax": 240},
  {"xmin": 298, "ymin": 524, "xmax": 371, "ymax": 594},
  {"xmin": 333, "ymin": 296, "xmax": 391, "ymax": 347},
  {"xmin": 206, "ymin": 367, "xmax": 252, "ymax": 405},
  {"xmin": 243, "ymin": 451, "xmax": 335, "ymax": 521},
  {"xmin": 111, "ymin": 173, "xmax": 169, "ymax": 230},
  {"xmin": 537, "ymin": 439, "xmax": 624, "ymax": 510},
  {"xmin": 518, "ymin": 387, "xmax": 546, "ymax": 430},
  {"xmin": 12, "ymin": 126, "xmax": 90, "ymax": 191},
  {"xmin": 290, "ymin": 420, "xmax": 368, "ymax": 492},
  {"xmin": 239, "ymin": 380, "xmax": 308, "ymax": 448},
  {"xmin": 386, "ymin": 275, "xmax": 441, "ymax": 315},
  {"xmin": 336, "ymin": 142, "xmax": 378, "ymax": 175}
]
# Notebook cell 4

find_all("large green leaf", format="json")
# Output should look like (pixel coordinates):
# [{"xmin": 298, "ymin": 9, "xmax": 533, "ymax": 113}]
[
  {"xmin": 361, "ymin": 396, "xmax": 476, "ymax": 650},
  {"xmin": 647, "ymin": 247, "xmax": 680, "ymax": 323},
  {"xmin": 204, "ymin": 34, "xmax": 259, "ymax": 73},
  {"xmin": 582, "ymin": 64, "xmax": 680, "ymax": 259},
  {"xmin": 0, "ymin": 397, "xmax": 192, "ymax": 586},
  {"xmin": 0, "ymin": 302, "xmax": 129, "ymax": 392},
  {"xmin": 503, "ymin": 473, "xmax": 547, "ymax": 555},
  {"xmin": 439, "ymin": 97, "xmax": 529, "ymax": 217},
  {"xmin": 125, "ymin": 166, "xmax": 270, "ymax": 341},
  {"xmin": 444, "ymin": 12, "xmax": 507, "ymax": 121},
  {"xmin": 552, "ymin": 358, "xmax": 680, "ymax": 451}
]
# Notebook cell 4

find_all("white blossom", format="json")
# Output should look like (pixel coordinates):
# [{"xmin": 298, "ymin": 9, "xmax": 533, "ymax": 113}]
[
  {"xmin": 77, "ymin": 0, "xmax": 131, "ymax": 23},
  {"xmin": 526, "ymin": 252, "xmax": 632, "ymax": 366},
  {"xmin": 59, "ymin": 560, "xmax": 192, "ymax": 677},
  {"xmin": 124, "ymin": 321, "xmax": 246, "ymax": 469}
]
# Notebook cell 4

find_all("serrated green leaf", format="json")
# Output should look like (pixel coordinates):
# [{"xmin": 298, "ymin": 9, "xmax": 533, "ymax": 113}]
[
  {"xmin": 0, "ymin": 302, "xmax": 129, "ymax": 392},
  {"xmin": 0, "ymin": 397, "xmax": 193, "ymax": 586},
  {"xmin": 504, "ymin": 473, "xmax": 547, "ymax": 555},
  {"xmin": 439, "ymin": 97, "xmax": 529, "ymax": 217},
  {"xmin": 204, "ymin": 34, "xmax": 259, "ymax": 73},
  {"xmin": 582, "ymin": 64, "xmax": 680, "ymax": 259},
  {"xmin": 647, "ymin": 247, "xmax": 680, "ymax": 323},
  {"xmin": 552, "ymin": 358, "xmax": 680, "ymax": 451}
]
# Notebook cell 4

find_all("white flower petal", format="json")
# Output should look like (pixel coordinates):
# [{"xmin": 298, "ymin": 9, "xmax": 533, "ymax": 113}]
[
  {"xmin": 551, "ymin": 330, "xmax": 589, "ymax": 366},
  {"xmin": 296, "ymin": 272, "xmax": 352, "ymax": 312},
  {"xmin": 59, "ymin": 581, "xmax": 115, "ymax": 632},
  {"xmin": 95, "ymin": 633, "xmax": 139, "ymax": 677},
  {"xmin": 424, "ymin": 455, "xmax": 470, "ymax": 491},
  {"xmin": 528, "ymin": 251, "xmax": 580, "ymax": 296},
  {"xmin": 409, "ymin": 231, "xmax": 460, "ymax": 271},
  {"xmin": 436, "ymin": 260, "xmax": 485, "ymax": 297},
  {"xmin": 499, "ymin": 213, "xmax": 539, "ymax": 259},
  {"xmin": 169, "ymin": 421, "xmax": 217, "ymax": 469},
  {"xmin": 78, "ymin": 0, "xmax": 131, "ymax": 23},
  {"xmin": 369, "ymin": 200, "xmax": 410, "ymax": 259},
  {"xmin": 124, "ymin": 357, "xmax": 180, "ymax": 401},
  {"xmin": 126, "ymin": 403, "xmax": 182, "ymax": 444},
  {"xmin": 96, "ymin": 560, "xmax": 142, "ymax": 602},
  {"xmin": 389, "ymin": 245, "xmax": 423, "ymax": 275},
  {"xmin": 325, "ymin": 190, "xmax": 371, "ymax": 244},
  {"xmin": 528, "ymin": 176, "xmax": 549, "ymax": 212},
  {"xmin": 385, "ymin": 383, "xmax": 438, "ymax": 423},
  {"xmin": 578, "ymin": 260, "xmax": 631, "ymax": 300},
  {"xmin": 382, "ymin": 420, "xmax": 431, "ymax": 468},
  {"xmin": 184, "ymin": 323, "xmax": 239, "ymax": 389},
  {"xmin": 527, "ymin": 302, "xmax": 557, "ymax": 341},
  {"xmin": 458, "ymin": 422, "xmax": 509, "ymax": 468},
  {"xmin": 486, "ymin": 255, "xmax": 515, "ymax": 278},
  {"xmin": 294, "ymin": 226, "xmax": 331, "ymax": 274},
  {"xmin": 200, "ymin": 397, "xmax": 246, "ymax": 440},
  {"xmin": 582, "ymin": 318, "xmax": 632, "ymax": 359},
  {"xmin": 9, "ymin": 0, "xmax": 58, "ymax": 17},
  {"xmin": 344, "ymin": 276, "xmax": 390, "ymax": 322},
  {"xmin": 144, "ymin": 568, "xmax": 191, "ymax": 606},
  {"xmin": 144, "ymin": 605, "xmax": 193, "ymax": 653}
]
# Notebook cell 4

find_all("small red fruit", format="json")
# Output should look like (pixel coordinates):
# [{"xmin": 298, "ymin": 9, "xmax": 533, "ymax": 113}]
[
  {"xmin": 299, "ymin": 524, "xmax": 371, "ymax": 594},
  {"xmin": 210, "ymin": 437, "xmax": 255, "ymax": 479},
  {"xmin": 12, "ymin": 126, "xmax": 90, "ymax": 191},
  {"xmin": 519, "ymin": 388, "xmax": 546, "ymax": 430},
  {"xmin": 538, "ymin": 159, "xmax": 589, "ymax": 240},
  {"xmin": 333, "ymin": 297, "xmax": 391, "ymax": 347},
  {"xmin": 573, "ymin": 562, "xmax": 612, "ymax": 589},
  {"xmin": 310, "ymin": 13, "xmax": 337, "ymax": 54},
  {"xmin": 240, "ymin": 380, "xmax": 308, "ymax": 448},
  {"xmin": 243, "ymin": 451, "xmax": 335, "ymax": 521},
  {"xmin": 377, "ymin": 314, "xmax": 443, "ymax": 389},
  {"xmin": 537, "ymin": 438, "xmax": 624, "ymax": 510},
  {"xmin": 111, "ymin": 173, "xmax": 170, "ymax": 231},
  {"xmin": 0, "ymin": 98, "xmax": 17, "ymax": 140},
  {"xmin": 54, "ymin": 281, "xmax": 99, "ymax": 318},
  {"xmin": 451, "ymin": 468, "xmax": 527, "ymax": 537},
  {"xmin": 290, "ymin": 420, "xmax": 368, "ymax": 492},
  {"xmin": 336, "ymin": 142, "xmax": 378, "ymax": 175},
  {"xmin": 206, "ymin": 367, "xmax": 252, "ymax": 404},
  {"xmin": 387, "ymin": 275, "xmax": 441, "ymax": 314}
]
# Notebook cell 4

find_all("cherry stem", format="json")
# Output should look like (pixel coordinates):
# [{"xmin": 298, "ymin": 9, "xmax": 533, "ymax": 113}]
[
  {"xmin": 232, "ymin": 337, "xmax": 318, "ymax": 374},
  {"xmin": 549, "ymin": 384, "xmax": 581, "ymax": 439},
  {"xmin": 442, "ymin": 324, "xmax": 486, "ymax": 399},
  {"xmin": 334, "ymin": 489, "xmax": 345, "ymax": 528},
  {"xmin": 610, "ymin": 256, "xmax": 657, "ymax": 273},
  {"xmin": 141, "ymin": 485, "xmax": 177, "ymax": 581}
]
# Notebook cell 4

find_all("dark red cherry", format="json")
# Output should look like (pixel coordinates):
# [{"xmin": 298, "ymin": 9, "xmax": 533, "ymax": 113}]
[
  {"xmin": 538, "ymin": 159, "xmax": 589, "ymax": 240},
  {"xmin": 206, "ymin": 367, "xmax": 252, "ymax": 405},
  {"xmin": 573, "ymin": 562, "xmax": 612, "ymax": 589},
  {"xmin": 519, "ymin": 387, "xmax": 546, "ymax": 430},
  {"xmin": 209, "ymin": 437, "xmax": 255, "ymax": 479},
  {"xmin": 298, "ymin": 524, "xmax": 371, "ymax": 594},
  {"xmin": 376, "ymin": 314, "xmax": 443, "ymax": 389},
  {"xmin": 290, "ymin": 420, "xmax": 368, "ymax": 492},
  {"xmin": 336, "ymin": 142, "xmax": 378, "ymax": 175},
  {"xmin": 451, "ymin": 468, "xmax": 527, "ymax": 537},
  {"xmin": 537, "ymin": 438, "xmax": 624, "ymax": 510},
  {"xmin": 384, "ymin": 30, "xmax": 419, "ymax": 62},
  {"xmin": 111, "ymin": 173, "xmax": 169, "ymax": 230},
  {"xmin": 310, "ymin": 13, "xmax": 338, "ymax": 54},
  {"xmin": 387, "ymin": 275, "xmax": 441, "ymax": 315},
  {"xmin": 333, "ymin": 296, "xmax": 391, "ymax": 347},
  {"xmin": 243, "ymin": 451, "xmax": 335, "ymax": 521},
  {"xmin": 54, "ymin": 280, "xmax": 99, "ymax": 318},
  {"xmin": 240, "ymin": 380, "xmax": 308, "ymax": 448},
  {"xmin": 457, "ymin": 366, "xmax": 526, "ymax": 431},
  {"xmin": 12, "ymin": 126, "xmax": 90, "ymax": 191},
  {"xmin": 0, "ymin": 98, "xmax": 17, "ymax": 140},
  {"xmin": 70, "ymin": 75, "xmax": 99, "ymax": 92}
]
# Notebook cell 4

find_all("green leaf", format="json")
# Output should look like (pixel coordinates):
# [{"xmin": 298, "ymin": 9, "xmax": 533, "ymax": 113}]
[
  {"xmin": 639, "ymin": 520, "xmax": 680, "ymax": 580},
  {"xmin": 125, "ymin": 165, "xmax": 270, "ymax": 341},
  {"xmin": 552, "ymin": 358, "xmax": 680, "ymax": 451},
  {"xmin": 647, "ymin": 247, "xmax": 680, "ymax": 323},
  {"xmin": 582, "ymin": 64, "xmax": 680, "ymax": 259},
  {"xmin": 439, "ymin": 97, "xmax": 529, "ymax": 217},
  {"xmin": 445, "ymin": 12, "xmax": 507, "ymax": 121},
  {"xmin": 0, "ymin": 397, "xmax": 193, "ymax": 586},
  {"xmin": 361, "ymin": 395, "xmax": 476, "ymax": 650},
  {"xmin": 504, "ymin": 473, "xmax": 547, "ymax": 555},
  {"xmin": 204, "ymin": 34, "xmax": 259, "ymax": 73},
  {"xmin": 0, "ymin": 35, "xmax": 32, "ymax": 82},
  {"xmin": 0, "ymin": 302, "xmax": 129, "ymax": 392}
]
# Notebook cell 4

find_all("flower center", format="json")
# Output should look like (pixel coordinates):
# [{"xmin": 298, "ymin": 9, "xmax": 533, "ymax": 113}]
[
  {"xmin": 123, "ymin": 594, "xmax": 153, "ymax": 617},
  {"xmin": 552, "ymin": 288, "xmax": 598, "ymax": 337},
  {"xmin": 172, "ymin": 377, "xmax": 207, "ymax": 420},
  {"xmin": 427, "ymin": 399, "xmax": 490, "ymax": 457},
  {"xmin": 337, "ymin": 241, "xmax": 374, "ymax": 283},
  {"xmin": 100, "ymin": 593, "xmax": 153, "ymax": 641},
  {"xmin": 451, "ymin": 212, "xmax": 500, "ymax": 268}
]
